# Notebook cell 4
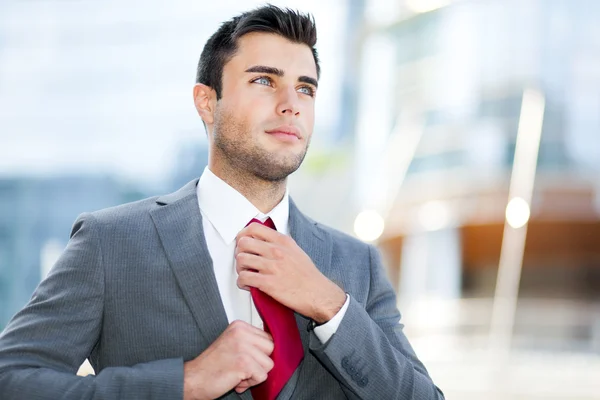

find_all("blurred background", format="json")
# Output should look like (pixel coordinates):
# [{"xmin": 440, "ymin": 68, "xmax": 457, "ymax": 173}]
[{"xmin": 1, "ymin": 0, "xmax": 599, "ymax": 398}]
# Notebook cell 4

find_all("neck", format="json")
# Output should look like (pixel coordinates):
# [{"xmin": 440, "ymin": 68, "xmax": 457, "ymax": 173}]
[{"xmin": 209, "ymin": 163, "xmax": 287, "ymax": 214}]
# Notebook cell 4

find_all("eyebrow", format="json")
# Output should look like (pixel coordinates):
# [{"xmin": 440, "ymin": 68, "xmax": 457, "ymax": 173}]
[{"xmin": 245, "ymin": 65, "xmax": 318, "ymax": 88}]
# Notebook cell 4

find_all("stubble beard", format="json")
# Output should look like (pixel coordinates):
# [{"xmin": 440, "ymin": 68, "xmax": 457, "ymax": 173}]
[{"xmin": 213, "ymin": 109, "xmax": 310, "ymax": 183}]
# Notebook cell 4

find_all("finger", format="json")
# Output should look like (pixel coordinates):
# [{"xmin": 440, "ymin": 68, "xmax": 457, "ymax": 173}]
[
  {"xmin": 228, "ymin": 320, "xmax": 272, "ymax": 343},
  {"xmin": 246, "ymin": 342, "xmax": 275, "ymax": 373},
  {"xmin": 235, "ymin": 236, "xmax": 273, "ymax": 258},
  {"xmin": 235, "ymin": 252, "xmax": 269, "ymax": 275},
  {"xmin": 237, "ymin": 354, "xmax": 269, "ymax": 389},
  {"xmin": 237, "ymin": 270, "xmax": 269, "ymax": 292},
  {"xmin": 247, "ymin": 325, "xmax": 273, "ymax": 344},
  {"xmin": 227, "ymin": 324, "xmax": 274, "ymax": 388},
  {"xmin": 235, "ymin": 380, "xmax": 251, "ymax": 393},
  {"xmin": 248, "ymin": 332, "xmax": 275, "ymax": 357},
  {"xmin": 235, "ymin": 376, "xmax": 254, "ymax": 393}
]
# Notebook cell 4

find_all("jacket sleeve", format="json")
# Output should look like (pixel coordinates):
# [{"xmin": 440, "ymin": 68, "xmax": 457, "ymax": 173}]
[
  {"xmin": 308, "ymin": 245, "xmax": 445, "ymax": 400},
  {"xmin": 0, "ymin": 213, "xmax": 184, "ymax": 400}
]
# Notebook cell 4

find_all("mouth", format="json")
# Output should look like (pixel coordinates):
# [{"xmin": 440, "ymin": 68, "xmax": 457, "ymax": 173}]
[{"xmin": 265, "ymin": 125, "xmax": 301, "ymax": 142}]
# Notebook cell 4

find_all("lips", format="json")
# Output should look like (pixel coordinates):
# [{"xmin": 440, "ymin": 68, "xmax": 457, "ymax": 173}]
[{"xmin": 265, "ymin": 125, "xmax": 301, "ymax": 139}]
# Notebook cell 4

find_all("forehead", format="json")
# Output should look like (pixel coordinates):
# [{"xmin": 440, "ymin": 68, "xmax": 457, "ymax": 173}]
[{"xmin": 226, "ymin": 32, "xmax": 318, "ymax": 78}]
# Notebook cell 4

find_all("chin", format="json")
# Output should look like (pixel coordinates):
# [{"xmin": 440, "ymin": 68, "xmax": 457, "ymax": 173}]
[{"xmin": 252, "ymin": 159, "xmax": 303, "ymax": 182}]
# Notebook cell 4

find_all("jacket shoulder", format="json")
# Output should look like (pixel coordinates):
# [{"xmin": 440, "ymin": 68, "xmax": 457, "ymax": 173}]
[{"xmin": 88, "ymin": 196, "xmax": 160, "ymax": 225}]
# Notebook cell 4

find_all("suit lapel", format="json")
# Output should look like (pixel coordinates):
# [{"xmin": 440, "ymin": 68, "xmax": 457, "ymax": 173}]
[
  {"xmin": 276, "ymin": 199, "xmax": 335, "ymax": 400},
  {"xmin": 149, "ymin": 179, "xmax": 229, "ymax": 347}
]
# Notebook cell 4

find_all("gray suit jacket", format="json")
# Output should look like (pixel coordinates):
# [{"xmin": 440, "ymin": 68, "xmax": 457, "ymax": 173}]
[{"xmin": 0, "ymin": 179, "xmax": 444, "ymax": 399}]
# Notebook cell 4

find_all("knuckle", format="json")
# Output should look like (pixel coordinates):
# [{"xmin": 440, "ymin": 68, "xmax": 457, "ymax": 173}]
[
  {"xmin": 238, "ymin": 270, "xmax": 250, "ymax": 282},
  {"xmin": 235, "ymin": 238, "xmax": 245, "ymax": 251},
  {"xmin": 266, "ymin": 357, "xmax": 275, "ymax": 371},
  {"xmin": 238, "ymin": 371, "xmax": 251, "ymax": 382},
  {"xmin": 235, "ymin": 252, "xmax": 246, "ymax": 263},
  {"xmin": 271, "ymin": 247, "xmax": 284, "ymax": 259},
  {"xmin": 230, "ymin": 320, "xmax": 243, "ymax": 329},
  {"xmin": 235, "ymin": 354, "xmax": 251, "ymax": 371},
  {"xmin": 236, "ymin": 278, "xmax": 245, "ymax": 289},
  {"xmin": 257, "ymin": 371, "xmax": 268, "ymax": 382},
  {"xmin": 230, "ymin": 320, "xmax": 247, "ymax": 335}
]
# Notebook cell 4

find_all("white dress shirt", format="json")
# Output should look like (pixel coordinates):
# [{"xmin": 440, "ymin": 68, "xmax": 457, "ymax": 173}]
[{"xmin": 196, "ymin": 167, "xmax": 349, "ymax": 344}]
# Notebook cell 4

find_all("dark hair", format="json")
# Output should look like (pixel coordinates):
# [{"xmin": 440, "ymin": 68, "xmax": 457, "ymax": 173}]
[{"xmin": 196, "ymin": 4, "xmax": 320, "ymax": 100}]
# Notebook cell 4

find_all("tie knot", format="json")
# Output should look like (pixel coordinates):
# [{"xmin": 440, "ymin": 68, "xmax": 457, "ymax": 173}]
[{"xmin": 247, "ymin": 217, "xmax": 276, "ymax": 231}]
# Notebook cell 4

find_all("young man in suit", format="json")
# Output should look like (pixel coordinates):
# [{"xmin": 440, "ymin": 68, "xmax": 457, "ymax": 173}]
[{"xmin": 0, "ymin": 5, "xmax": 444, "ymax": 400}]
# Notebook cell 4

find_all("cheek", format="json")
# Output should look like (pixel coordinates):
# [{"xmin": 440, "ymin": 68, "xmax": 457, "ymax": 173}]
[
  {"xmin": 239, "ymin": 97, "xmax": 277, "ymax": 132},
  {"xmin": 300, "ymin": 103, "xmax": 315, "ymax": 132},
  {"xmin": 221, "ymin": 83, "xmax": 269, "ymax": 122},
  {"xmin": 305, "ymin": 107, "xmax": 315, "ymax": 124},
  {"xmin": 217, "ymin": 97, "xmax": 257, "ymax": 129},
  {"xmin": 235, "ymin": 88, "xmax": 269, "ymax": 111}
]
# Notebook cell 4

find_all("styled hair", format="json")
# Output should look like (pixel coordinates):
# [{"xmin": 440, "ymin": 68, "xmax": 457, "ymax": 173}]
[{"xmin": 196, "ymin": 4, "xmax": 320, "ymax": 99}]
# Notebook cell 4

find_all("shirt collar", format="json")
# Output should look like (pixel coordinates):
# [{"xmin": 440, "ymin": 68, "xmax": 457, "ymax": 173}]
[{"xmin": 197, "ymin": 167, "xmax": 290, "ymax": 244}]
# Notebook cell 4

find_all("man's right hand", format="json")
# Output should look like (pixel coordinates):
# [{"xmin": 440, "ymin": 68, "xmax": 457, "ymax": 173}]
[{"xmin": 183, "ymin": 320, "xmax": 274, "ymax": 400}]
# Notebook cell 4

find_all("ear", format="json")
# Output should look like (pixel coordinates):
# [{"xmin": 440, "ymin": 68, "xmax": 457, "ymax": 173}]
[{"xmin": 193, "ymin": 83, "xmax": 216, "ymax": 125}]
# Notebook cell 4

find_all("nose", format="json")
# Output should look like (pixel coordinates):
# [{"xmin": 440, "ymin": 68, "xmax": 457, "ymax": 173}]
[{"xmin": 277, "ymin": 86, "xmax": 300, "ymax": 117}]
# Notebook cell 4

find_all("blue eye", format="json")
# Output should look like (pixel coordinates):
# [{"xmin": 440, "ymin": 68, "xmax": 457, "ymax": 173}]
[
  {"xmin": 298, "ymin": 86, "xmax": 315, "ymax": 97},
  {"xmin": 253, "ymin": 77, "xmax": 271, "ymax": 86}
]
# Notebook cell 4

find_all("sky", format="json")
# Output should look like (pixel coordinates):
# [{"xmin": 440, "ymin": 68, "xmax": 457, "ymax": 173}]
[{"xmin": 0, "ymin": 0, "xmax": 347, "ymax": 186}]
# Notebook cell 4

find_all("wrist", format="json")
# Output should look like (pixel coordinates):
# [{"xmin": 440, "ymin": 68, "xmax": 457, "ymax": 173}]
[
  {"xmin": 311, "ymin": 286, "xmax": 346, "ymax": 324},
  {"xmin": 183, "ymin": 360, "xmax": 209, "ymax": 400}
]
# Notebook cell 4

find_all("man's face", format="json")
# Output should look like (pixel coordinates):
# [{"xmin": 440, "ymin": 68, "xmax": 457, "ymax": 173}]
[{"xmin": 210, "ymin": 32, "xmax": 318, "ymax": 182}]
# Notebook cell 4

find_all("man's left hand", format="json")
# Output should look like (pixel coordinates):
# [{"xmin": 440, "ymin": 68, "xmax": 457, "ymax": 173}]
[{"xmin": 235, "ymin": 222, "xmax": 346, "ymax": 324}]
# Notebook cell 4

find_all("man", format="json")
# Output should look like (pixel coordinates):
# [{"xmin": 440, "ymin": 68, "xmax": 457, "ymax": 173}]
[{"xmin": 0, "ymin": 5, "xmax": 444, "ymax": 400}]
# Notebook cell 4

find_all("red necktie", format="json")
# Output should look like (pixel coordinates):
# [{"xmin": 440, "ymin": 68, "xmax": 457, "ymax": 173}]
[{"xmin": 246, "ymin": 218, "xmax": 304, "ymax": 400}]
